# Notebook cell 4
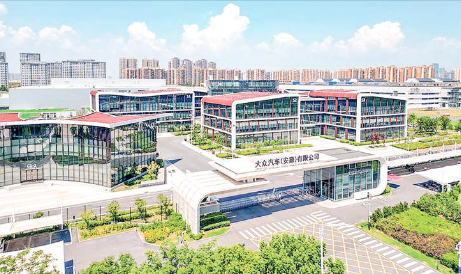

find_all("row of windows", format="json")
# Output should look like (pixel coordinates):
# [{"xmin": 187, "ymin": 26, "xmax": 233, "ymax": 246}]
[{"xmin": 98, "ymin": 94, "xmax": 193, "ymax": 113}]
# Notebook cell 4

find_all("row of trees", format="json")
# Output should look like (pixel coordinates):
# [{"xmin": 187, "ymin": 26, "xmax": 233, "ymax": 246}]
[
  {"xmin": 407, "ymin": 114, "xmax": 458, "ymax": 133},
  {"xmin": 83, "ymin": 234, "xmax": 345, "ymax": 274}
]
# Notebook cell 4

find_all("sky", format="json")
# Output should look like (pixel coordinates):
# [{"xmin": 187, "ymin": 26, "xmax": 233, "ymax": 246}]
[{"xmin": 1, "ymin": 1, "xmax": 461, "ymax": 78}]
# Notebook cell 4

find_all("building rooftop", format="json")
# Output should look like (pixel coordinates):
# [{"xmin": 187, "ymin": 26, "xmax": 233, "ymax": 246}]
[
  {"xmin": 0, "ymin": 113, "xmax": 22, "ymax": 122},
  {"xmin": 202, "ymin": 92, "xmax": 279, "ymax": 106},
  {"xmin": 68, "ymin": 112, "xmax": 158, "ymax": 125},
  {"xmin": 90, "ymin": 88, "xmax": 188, "ymax": 96},
  {"xmin": 300, "ymin": 90, "xmax": 359, "ymax": 99}
]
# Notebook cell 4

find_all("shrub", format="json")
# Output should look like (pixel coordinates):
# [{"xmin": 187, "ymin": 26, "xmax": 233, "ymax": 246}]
[
  {"xmin": 441, "ymin": 251, "xmax": 458, "ymax": 271},
  {"xmin": 199, "ymin": 144, "xmax": 222, "ymax": 150},
  {"xmin": 201, "ymin": 220, "xmax": 231, "ymax": 231},
  {"xmin": 155, "ymin": 159, "xmax": 164, "ymax": 168},
  {"xmin": 200, "ymin": 213, "xmax": 229, "ymax": 227},
  {"xmin": 339, "ymin": 139, "xmax": 349, "ymax": 143},
  {"xmin": 320, "ymin": 135, "xmax": 335, "ymax": 140},
  {"xmin": 33, "ymin": 212, "xmax": 44, "ymax": 219},
  {"xmin": 216, "ymin": 153, "xmax": 233, "ymax": 159},
  {"xmin": 382, "ymin": 185, "xmax": 391, "ymax": 196}
]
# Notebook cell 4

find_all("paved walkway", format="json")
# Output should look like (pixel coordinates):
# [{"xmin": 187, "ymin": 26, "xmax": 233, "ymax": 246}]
[{"xmin": 238, "ymin": 210, "xmax": 439, "ymax": 274}]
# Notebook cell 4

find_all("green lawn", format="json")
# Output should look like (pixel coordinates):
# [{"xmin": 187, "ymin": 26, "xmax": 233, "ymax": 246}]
[
  {"xmin": 204, "ymin": 226, "xmax": 230, "ymax": 238},
  {"xmin": 381, "ymin": 207, "xmax": 461, "ymax": 240},
  {"xmin": 359, "ymin": 223, "xmax": 455, "ymax": 274}
]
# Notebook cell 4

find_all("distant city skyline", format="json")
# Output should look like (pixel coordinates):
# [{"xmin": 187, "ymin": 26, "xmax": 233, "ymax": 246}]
[{"xmin": 1, "ymin": 1, "xmax": 461, "ymax": 78}]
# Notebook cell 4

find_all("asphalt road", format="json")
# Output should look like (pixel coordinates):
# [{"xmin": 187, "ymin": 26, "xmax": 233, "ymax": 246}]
[
  {"xmin": 0, "ymin": 189, "xmax": 171, "ymax": 225},
  {"xmin": 157, "ymin": 135, "xmax": 214, "ymax": 172}
]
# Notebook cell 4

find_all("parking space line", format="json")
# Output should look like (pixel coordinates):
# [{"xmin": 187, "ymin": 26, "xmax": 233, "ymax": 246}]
[
  {"xmin": 295, "ymin": 217, "xmax": 308, "ymax": 225},
  {"xmin": 276, "ymin": 222, "xmax": 288, "ymax": 230},
  {"xmin": 323, "ymin": 217, "xmax": 336, "ymax": 222},
  {"xmin": 243, "ymin": 230, "xmax": 255, "ymax": 238},
  {"xmin": 266, "ymin": 223, "xmax": 278, "ymax": 232},
  {"xmin": 375, "ymin": 246, "xmax": 389, "ymax": 252},
  {"xmin": 303, "ymin": 215, "xmax": 317, "ymax": 223},
  {"xmin": 281, "ymin": 221, "xmax": 293, "ymax": 228},
  {"xmin": 411, "ymin": 265, "xmax": 425, "ymax": 272},
  {"xmin": 272, "ymin": 222, "xmax": 284, "ymax": 230},
  {"xmin": 312, "ymin": 212, "xmax": 327, "ymax": 217},
  {"xmin": 311, "ymin": 210, "xmax": 323, "ymax": 215},
  {"xmin": 358, "ymin": 237, "xmax": 371, "ymax": 242},
  {"xmin": 370, "ymin": 243, "xmax": 382, "ymax": 249},
  {"xmin": 249, "ymin": 228, "xmax": 261, "ymax": 237},
  {"xmin": 421, "ymin": 270, "xmax": 434, "ymax": 274},
  {"xmin": 255, "ymin": 227, "xmax": 267, "ymax": 235},
  {"xmin": 317, "ymin": 215, "xmax": 332, "ymax": 220},
  {"xmin": 291, "ymin": 218, "xmax": 304, "ymax": 226},
  {"xmin": 238, "ymin": 231, "xmax": 249, "ymax": 239},
  {"xmin": 364, "ymin": 240, "xmax": 377, "ymax": 245},
  {"xmin": 352, "ymin": 234, "xmax": 366, "ymax": 239},
  {"xmin": 396, "ymin": 257, "xmax": 410, "ymax": 264},
  {"xmin": 286, "ymin": 220, "xmax": 298, "ymax": 227},
  {"xmin": 382, "ymin": 250, "xmax": 395, "ymax": 256},
  {"xmin": 348, "ymin": 231, "xmax": 360, "ymax": 236},
  {"xmin": 403, "ymin": 261, "xmax": 417, "ymax": 268},
  {"xmin": 261, "ymin": 226, "xmax": 273, "ymax": 234},
  {"xmin": 342, "ymin": 227, "xmax": 355, "ymax": 232},
  {"xmin": 389, "ymin": 253, "xmax": 402, "ymax": 260},
  {"xmin": 328, "ymin": 220, "xmax": 340, "ymax": 224}
]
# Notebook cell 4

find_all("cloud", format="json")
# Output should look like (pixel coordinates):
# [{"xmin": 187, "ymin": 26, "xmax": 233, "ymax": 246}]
[
  {"xmin": 347, "ymin": 21, "xmax": 404, "ymax": 51},
  {"xmin": 431, "ymin": 36, "xmax": 461, "ymax": 48},
  {"xmin": 38, "ymin": 25, "xmax": 76, "ymax": 41},
  {"xmin": 178, "ymin": 3, "xmax": 250, "ymax": 53},
  {"xmin": 10, "ymin": 26, "xmax": 36, "ymax": 42},
  {"xmin": 126, "ymin": 21, "xmax": 166, "ymax": 50},
  {"xmin": 0, "ymin": 3, "xmax": 7, "ymax": 16}
]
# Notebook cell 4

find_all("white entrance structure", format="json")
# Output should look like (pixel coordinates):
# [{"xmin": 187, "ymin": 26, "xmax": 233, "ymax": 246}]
[
  {"xmin": 416, "ymin": 165, "xmax": 461, "ymax": 189},
  {"xmin": 172, "ymin": 147, "xmax": 388, "ymax": 234}
]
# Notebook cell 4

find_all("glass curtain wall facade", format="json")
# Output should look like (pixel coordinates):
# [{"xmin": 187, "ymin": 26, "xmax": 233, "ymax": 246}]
[
  {"xmin": 94, "ymin": 92, "xmax": 194, "ymax": 132},
  {"xmin": 0, "ymin": 120, "xmax": 157, "ymax": 188},
  {"xmin": 207, "ymin": 80, "xmax": 278, "ymax": 96},
  {"xmin": 202, "ymin": 95, "xmax": 299, "ymax": 149},
  {"xmin": 300, "ymin": 94, "xmax": 406, "ymax": 142},
  {"xmin": 303, "ymin": 160, "xmax": 380, "ymax": 201}
]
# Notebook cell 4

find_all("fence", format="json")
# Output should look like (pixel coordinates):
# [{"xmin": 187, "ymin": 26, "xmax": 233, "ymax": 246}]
[{"xmin": 386, "ymin": 145, "xmax": 461, "ymax": 162}]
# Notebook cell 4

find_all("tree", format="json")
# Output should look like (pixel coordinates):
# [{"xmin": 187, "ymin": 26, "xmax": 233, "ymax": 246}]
[
  {"xmin": 456, "ymin": 120, "xmax": 461, "ymax": 132},
  {"xmin": 80, "ymin": 208, "xmax": 94, "ymax": 230},
  {"xmin": 146, "ymin": 162, "xmax": 159, "ymax": 180},
  {"xmin": 439, "ymin": 116, "xmax": 451, "ymax": 131},
  {"xmin": 416, "ymin": 116, "xmax": 439, "ymax": 134},
  {"xmin": 0, "ymin": 248, "xmax": 59, "ymax": 274},
  {"xmin": 107, "ymin": 200, "xmax": 120, "ymax": 223},
  {"xmin": 326, "ymin": 258, "xmax": 346, "ymax": 274},
  {"xmin": 407, "ymin": 113, "xmax": 417, "ymax": 127},
  {"xmin": 156, "ymin": 193, "xmax": 170, "ymax": 221},
  {"xmin": 135, "ymin": 198, "xmax": 147, "ymax": 221},
  {"xmin": 214, "ymin": 132, "xmax": 225, "ymax": 153}
]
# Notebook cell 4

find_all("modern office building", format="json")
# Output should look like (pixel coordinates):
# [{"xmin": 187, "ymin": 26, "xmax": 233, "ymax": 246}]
[
  {"xmin": 202, "ymin": 92, "xmax": 300, "ymax": 150},
  {"xmin": 119, "ymin": 57, "xmax": 137, "ymax": 79},
  {"xmin": 91, "ymin": 88, "xmax": 194, "ymax": 132},
  {"xmin": 0, "ymin": 112, "xmax": 163, "ymax": 188},
  {"xmin": 299, "ymin": 90, "xmax": 407, "ymax": 142},
  {"xmin": 61, "ymin": 60, "xmax": 106, "ymax": 79},
  {"xmin": 207, "ymin": 80, "xmax": 279, "ymax": 96},
  {"xmin": 0, "ymin": 52, "xmax": 8, "ymax": 88}
]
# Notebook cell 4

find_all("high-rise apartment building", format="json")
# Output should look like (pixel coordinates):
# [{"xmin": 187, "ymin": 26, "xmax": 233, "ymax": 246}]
[
  {"xmin": 207, "ymin": 62, "xmax": 216, "ymax": 69},
  {"xmin": 181, "ymin": 59, "xmax": 193, "ymax": 85},
  {"xmin": 246, "ymin": 69, "xmax": 267, "ymax": 80},
  {"xmin": 20, "ymin": 52, "xmax": 50, "ymax": 86},
  {"xmin": 142, "ymin": 58, "xmax": 159, "ymax": 68},
  {"xmin": 20, "ymin": 62, "xmax": 50, "ymax": 86},
  {"xmin": 168, "ymin": 57, "xmax": 180, "ymax": 69},
  {"xmin": 123, "ymin": 67, "xmax": 166, "ymax": 80},
  {"xmin": 20, "ymin": 53, "xmax": 41, "ymax": 63},
  {"xmin": 49, "ymin": 62, "xmax": 63, "ymax": 78},
  {"xmin": 62, "ymin": 60, "xmax": 106, "ymax": 79},
  {"xmin": 167, "ymin": 67, "xmax": 186, "ymax": 85},
  {"xmin": 194, "ymin": 59, "xmax": 207, "ymax": 69},
  {"xmin": 0, "ymin": 52, "xmax": 8, "ymax": 88},
  {"xmin": 119, "ymin": 57, "xmax": 137, "ymax": 79},
  {"xmin": 454, "ymin": 69, "xmax": 461, "ymax": 81}
]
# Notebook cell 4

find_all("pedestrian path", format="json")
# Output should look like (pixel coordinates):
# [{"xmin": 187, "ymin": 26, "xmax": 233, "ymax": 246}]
[{"xmin": 236, "ymin": 210, "xmax": 440, "ymax": 274}]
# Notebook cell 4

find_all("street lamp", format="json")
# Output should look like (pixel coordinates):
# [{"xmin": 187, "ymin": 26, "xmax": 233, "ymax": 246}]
[
  {"xmin": 320, "ymin": 222, "xmax": 324, "ymax": 274},
  {"xmin": 456, "ymin": 241, "xmax": 461, "ymax": 274},
  {"xmin": 363, "ymin": 192, "xmax": 371, "ymax": 230}
]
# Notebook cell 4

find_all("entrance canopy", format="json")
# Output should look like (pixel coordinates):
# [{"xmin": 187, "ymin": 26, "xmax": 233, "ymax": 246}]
[
  {"xmin": 0, "ymin": 215, "xmax": 63, "ymax": 238},
  {"xmin": 416, "ymin": 164, "xmax": 461, "ymax": 186},
  {"xmin": 172, "ymin": 170, "xmax": 269, "ymax": 234}
]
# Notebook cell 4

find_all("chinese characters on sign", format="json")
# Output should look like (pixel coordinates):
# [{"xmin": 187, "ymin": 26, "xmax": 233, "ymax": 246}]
[{"xmin": 254, "ymin": 153, "xmax": 320, "ymax": 169}]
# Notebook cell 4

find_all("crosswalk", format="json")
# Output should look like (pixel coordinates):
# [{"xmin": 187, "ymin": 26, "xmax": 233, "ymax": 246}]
[
  {"xmin": 236, "ymin": 210, "xmax": 348, "ymax": 240},
  {"xmin": 236, "ymin": 210, "xmax": 439, "ymax": 274},
  {"xmin": 334, "ymin": 219, "xmax": 436, "ymax": 274}
]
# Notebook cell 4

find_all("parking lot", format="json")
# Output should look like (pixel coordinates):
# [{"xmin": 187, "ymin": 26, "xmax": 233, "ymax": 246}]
[{"xmin": 3, "ymin": 229, "xmax": 71, "ymax": 252}]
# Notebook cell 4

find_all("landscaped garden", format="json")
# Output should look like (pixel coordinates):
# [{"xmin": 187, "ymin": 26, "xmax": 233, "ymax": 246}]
[
  {"xmin": 73, "ymin": 194, "xmax": 230, "ymax": 245},
  {"xmin": 112, "ymin": 159, "xmax": 164, "ymax": 192},
  {"xmin": 360, "ymin": 185, "xmax": 461, "ymax": 274}
]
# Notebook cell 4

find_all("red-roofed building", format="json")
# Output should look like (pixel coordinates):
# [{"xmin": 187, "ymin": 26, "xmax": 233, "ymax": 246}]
[
  {"xmin": 201, "ymin": 92, "xmax": 300, "ymax": 150},
  {"xmin": 0, "ymin": 112, "xmax": 164, "ymax": 188},
  {"xmin": 299, "ymin": 90, "xmax": 407, "ymax": 142}
]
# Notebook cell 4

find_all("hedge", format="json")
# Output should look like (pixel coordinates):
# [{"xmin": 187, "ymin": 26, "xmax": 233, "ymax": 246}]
[
  {"xmin": 216, "ymin": 153, "xmax": 233, "ymax": 159},
  {"xmin": 200, "ymin": 214, "xmax": 229, "ymax": 227},
  {"xmin": 199, "ymin": 144, "xmax": 222, "ymax": 150},
  {"xmin": 320, "ymin": 135, "xmax": 335, "ymax": 140},
  {"xmin": 202, "ymin": 220, "xmax": 230, "ymax": 231},
  {"xmin": 339, "ymin": 139, "xmax": 349, "ymax": 143}
]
